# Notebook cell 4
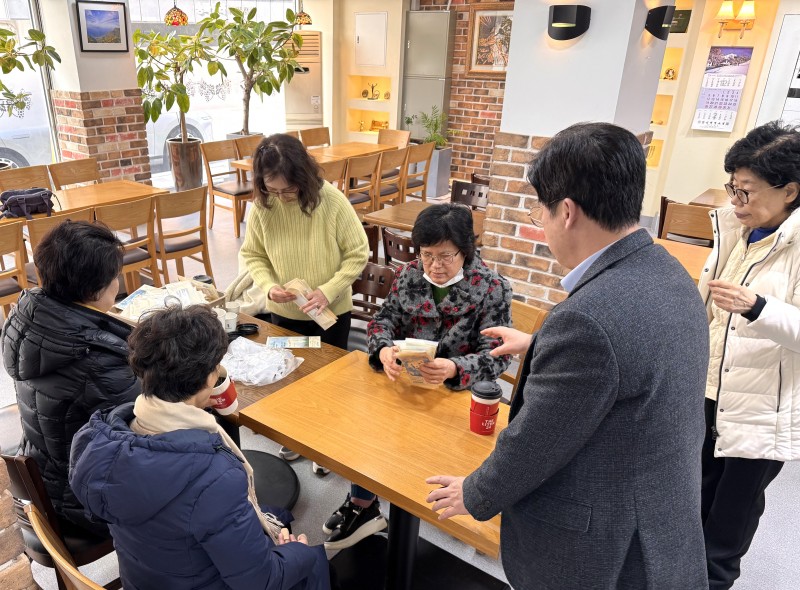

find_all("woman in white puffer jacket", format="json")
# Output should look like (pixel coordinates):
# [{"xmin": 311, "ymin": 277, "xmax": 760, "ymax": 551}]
[{"xmin": 697, "ymin": 121, "xmax": 800, "ymax": 590}]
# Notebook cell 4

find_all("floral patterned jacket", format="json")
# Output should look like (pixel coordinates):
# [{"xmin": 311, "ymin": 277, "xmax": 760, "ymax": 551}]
[{"xmin": 367, "ymin": 256, "xmax": 512, "ymax": 390}]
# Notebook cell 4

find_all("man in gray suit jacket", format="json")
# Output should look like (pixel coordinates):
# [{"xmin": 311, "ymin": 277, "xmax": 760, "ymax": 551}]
[{"xmin": 428, "ymin": 122, "xmax": 709, "ymax": 589}]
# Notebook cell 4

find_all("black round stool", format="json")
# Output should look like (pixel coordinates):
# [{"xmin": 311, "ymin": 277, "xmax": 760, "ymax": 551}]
[{"xmin": 243, "ymin": 450, "xmax": 300, "ymax": 511}]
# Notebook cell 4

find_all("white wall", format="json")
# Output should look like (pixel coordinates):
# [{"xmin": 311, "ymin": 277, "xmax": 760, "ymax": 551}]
[
  {"xmin": 502, "ymin": 0, "xmax": 668, "ymax": 137},
  {"xmin": 303, "ymin": 0, "xmax": 335, "ymax": 129}
]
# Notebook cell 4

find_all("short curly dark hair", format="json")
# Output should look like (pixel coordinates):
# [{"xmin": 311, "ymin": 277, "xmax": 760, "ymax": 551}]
[
  {"xmin": 411, "ymin": 203, "xmax": 477, "ymax": 264},
  {"xmin": 128, "ymin": 305, "xmax": 228, "ymax": 403},
  {"xmin": 252, "ymin": 133, "xmax": 324, "ymax": 215},
  {"xmin": 34, "ymin": 220, "xmax": 123, "ymax": 303},
  {"xmin": 724, "ymin": 121, "xmax": 800, "ymax": 211}
]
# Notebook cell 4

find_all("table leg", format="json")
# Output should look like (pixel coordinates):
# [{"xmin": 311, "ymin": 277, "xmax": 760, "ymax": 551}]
[{"xmin": 386, "ymin": 504, "xmax": 419, "ymax": 590}]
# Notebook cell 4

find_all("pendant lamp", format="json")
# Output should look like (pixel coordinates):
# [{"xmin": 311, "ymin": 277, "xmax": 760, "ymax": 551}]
[
  {"xmin": 164, "ymin": 1, "xmax": 189, "ymax": 27},
  {"xmin": 295, "ymin": 0, "xmax": 312, "ymax": 26}
]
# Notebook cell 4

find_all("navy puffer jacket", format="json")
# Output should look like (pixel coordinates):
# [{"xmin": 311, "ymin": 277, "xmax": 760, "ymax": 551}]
[
  {"xmin": 1, "ymin": 288, "xmax": 140, "ymax": 532},
  {"xmin": 70, "ymin": 403, "xmax": 330, "ymax": 590}
]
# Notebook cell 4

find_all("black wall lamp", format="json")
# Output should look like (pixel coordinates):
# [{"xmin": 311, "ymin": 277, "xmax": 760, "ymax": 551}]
[
  {"xmin": 645, "ymin": 5, "xmax": 676, "ymax": 40},
  {"xmin": 548, "ymin": 5, "xmax": 592, "ymax": 41}
]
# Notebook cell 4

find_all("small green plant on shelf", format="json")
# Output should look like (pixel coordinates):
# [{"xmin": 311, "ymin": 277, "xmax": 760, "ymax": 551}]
[{"xmin": 404, "ymin": 105, "xmax": 457, "ymax": 148}]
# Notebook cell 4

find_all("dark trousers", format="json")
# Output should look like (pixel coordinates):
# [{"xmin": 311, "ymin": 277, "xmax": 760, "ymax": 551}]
[
  {"xmin": 701, "ymin": 398, "xmax": 783, "ymax": 589},
  {"xmin": 268, "ymin": 311, "xmax": 352, "ymax": 350}
]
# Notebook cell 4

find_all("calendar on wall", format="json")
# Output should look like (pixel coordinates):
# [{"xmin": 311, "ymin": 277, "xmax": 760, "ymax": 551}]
[{"xmin": 692, "ymin": 46, "xmax": 754, "ymax": 132}]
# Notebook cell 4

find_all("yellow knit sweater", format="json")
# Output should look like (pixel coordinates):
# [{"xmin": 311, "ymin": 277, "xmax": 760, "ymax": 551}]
[{"xmin": 240, "ymin": 181, "xmax": 369, "ymax": 321}]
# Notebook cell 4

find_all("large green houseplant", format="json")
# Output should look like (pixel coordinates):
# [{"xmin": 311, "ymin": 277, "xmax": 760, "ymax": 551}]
[
  {"xmin": 0, "ymin": 25, "xmax": 59, "ymax": 118},
  {"xmin": 404, "ymin": 105, "xmax": 457, "ymax": 198},
  {"xmin": 133, "ymin": 20, "xmax": 225, "ymax": 189},
  {"xmin": 200, "ymin": 5, "xmax": 301, "ymax": 137}
]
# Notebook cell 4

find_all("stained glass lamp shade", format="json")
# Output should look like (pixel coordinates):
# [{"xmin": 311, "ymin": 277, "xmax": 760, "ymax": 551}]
[
  {"xmin": 295, "ymin": 1, "xmax": 312, "ymax": 25},
  {"xmin": 164, "ymin": 2, "xmax": 189, "ymax": 26}
]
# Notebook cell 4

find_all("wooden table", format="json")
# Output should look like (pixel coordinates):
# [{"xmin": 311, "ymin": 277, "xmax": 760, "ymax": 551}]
[
  {"xmin": 54, "ymin": 180, "xmax": 168, "ymax": 213},
  {"xmin": 690, "ymin": 188, "xmax": 729, "ymax": 208},
  {"xmin": 654, "ymin": 238, "xmax": 711, "ymax": 284},
  {"xmin": 363, "ymin": 200, "xmax": 486, "ymax": 238},
  {"xmin": 240, "ymin": 350, "xmax": 507, "ymax": 589},
  {"xmin": 231, "ymin": 142, "xmax": 398, "ymax": 172}
]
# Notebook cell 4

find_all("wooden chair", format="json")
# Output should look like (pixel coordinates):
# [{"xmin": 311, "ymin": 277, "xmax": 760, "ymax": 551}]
[
  {"xmin": 200, "ymin": 139, "xmax": 253, "ymax": 239},
  {"xmin": 343, "ymin": 153, "xmax": 381, "ymax": 217},
  {"xmin": 451, "ymin": 180, "xmax": 489, "ymax": 210},
  {"xmin": 363, "ymin": 224, "xmax": 380, "ymax": 264},
  {"xmin": 0, "ymin": 221, "xmax": 29, "ymax": 318},
  {"xmin": 377, "ymin": 129, "xmax": 411, "ymax": 149},
  {"xmin": 659, "ymin": 201, "xmax": 714, "ymax": 246},
  {"xmin": 500, "ymin": 299, "xmax": 549, "ymax": 402},
  {"xmin": 48, "ymin": 159, "xmax": 100, "ymax": 190},
  {"xmin": 471, "ymin": 172, "xmax": 490, "ymax": 186},
  {"xmin": 402, "ymin": 142, "xmax": 435, "ymax": 202},
  {"xmin": 94, "ymin": 197, "xmax": 161, "ymax": 293},
  {"xmin": 0, "ymin": 164, "xmax": 52, "ymax": 192},
  {"xmin": 25, "ymin": 504, "xmax": 107, "ymax": 590},
  {"xmin": 26, "ymin": 208, "xmax": 95, "ymax": 285},
  {"xmin": 234, "ymin": 134, "xmax": 263, "ymax": 161},
  {"xmin": 299, "ymin": 126, "xmax": 331, "ymax": 148},
  {"xmin": 1, "ymin": 454, "xmax": 120, "ymax": 590},
  {"xmin": 284, "ymin": 130, "xmax": 300, "ymax": 140},
  {"xmin": 154, "ymin": 186, "xmax": 214, "ymax": 285},
  {"xmin": 383, "ymin": 228, "xmax": 417, "ymax": 268},
  {"xmin": 376, "ymin": 147, "xmax": 409, "ymax": 210},
  {"xmin": 351, "ymin": 262, "xmax": 395, "ymax": 322},
  {"xmin": 319, "ymin": 159, "xmax": 347, "ymax": 190}
]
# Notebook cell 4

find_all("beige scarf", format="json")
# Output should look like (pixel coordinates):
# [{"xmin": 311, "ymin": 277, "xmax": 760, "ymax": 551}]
[{"xmin": 130, "ymin": 394, "xmax": 283, "ymax": 542}]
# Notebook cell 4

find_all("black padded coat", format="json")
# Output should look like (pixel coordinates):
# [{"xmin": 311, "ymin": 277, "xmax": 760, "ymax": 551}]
[{"xmin": 1, "ymin": 288, "xmax": 140, "ymax": 532}]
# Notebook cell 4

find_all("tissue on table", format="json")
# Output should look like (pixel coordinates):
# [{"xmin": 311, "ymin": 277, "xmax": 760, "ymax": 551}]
[{"xmin": 222, "ymin": 337, "xmax": 304, "ymax": 386}]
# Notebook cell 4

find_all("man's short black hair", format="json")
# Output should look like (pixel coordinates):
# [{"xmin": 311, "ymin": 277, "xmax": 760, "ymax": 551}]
[
  {"xmin": 34, "ymin": 220, "xmax": 123, "ymax": 303},
  {"xmin": 411, "ymin": 203, "xmax": 477, "ymax": 263},
  {"xmin": 128, "ymin": 305, "xmax": 229, "ymax": 403},
  {"xmin": 724, "ymin": 121, "xmax": 800, "ymax": 211},
  {"xmin": 527, "ymin": 122, "xmax": 645, "ymax": 231}
]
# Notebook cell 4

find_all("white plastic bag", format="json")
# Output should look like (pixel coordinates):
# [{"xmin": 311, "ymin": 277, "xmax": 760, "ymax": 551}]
[{"xmin": 222, "ymin": 337, "xmax": 304, "ymax": 386}]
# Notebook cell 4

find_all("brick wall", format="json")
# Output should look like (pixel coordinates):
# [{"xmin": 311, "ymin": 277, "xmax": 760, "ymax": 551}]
[
  {"xmin": 418, "ymin": 0, "xmax": 514, "ymax": 181},
  {"xmin": 0, "ymin": 464, "xmax": 38, "ymax": 589},
  {"xmin": 52, "ymin": 89, "xmax": 151, "ymax": 183}
]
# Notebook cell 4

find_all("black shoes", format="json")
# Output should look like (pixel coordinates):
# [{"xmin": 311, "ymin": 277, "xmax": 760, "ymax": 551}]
[{"xmin": 323, "ymin": 496, "xmax": 388, "ymax": 550}]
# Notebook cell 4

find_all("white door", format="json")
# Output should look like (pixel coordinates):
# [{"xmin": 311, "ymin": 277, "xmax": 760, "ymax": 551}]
[{"xmin": 355, "ymin": 12, "xmax": 387, "ymax": 67}]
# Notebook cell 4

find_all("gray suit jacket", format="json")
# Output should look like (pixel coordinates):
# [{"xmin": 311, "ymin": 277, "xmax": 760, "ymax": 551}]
[{"xmin": 463, "ymin": 229, "xmax": 709, "ymax": 589}]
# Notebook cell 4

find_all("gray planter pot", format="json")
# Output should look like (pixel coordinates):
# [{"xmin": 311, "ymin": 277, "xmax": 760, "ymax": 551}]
[
  {"xmin": 225, "ymin": 131, "xmax": 264, "ymax": 140},
  {"xmin": 427, "ymin": 146, "xmax": 452, "ymax": 199},
  {"xmin": 167, "ymin": 137, "xmax": 203, "ymax": 191}
]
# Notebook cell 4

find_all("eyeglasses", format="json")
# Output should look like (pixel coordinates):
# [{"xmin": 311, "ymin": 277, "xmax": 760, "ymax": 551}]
[
  {"xmin": 419, "ymin": 251, "xmax": 461, "ymax": 265},
  {"xmin": 724, "ymin": 182, "xmax": 784, "ymax": 205},
  {"xmin": 264, "ymin": 184, "xmax": 299, "ymax": 199},
  {"xmin": 528, "ymin": 203, "xmax": 544, "ymax": 228}
]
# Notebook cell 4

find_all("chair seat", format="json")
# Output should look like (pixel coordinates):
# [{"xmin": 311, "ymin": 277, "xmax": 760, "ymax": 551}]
[
  {"xmin": 21, "ymin": 520, "xmax": 114, "ymax": 565},
  {"xmin": 381, "ymin": 168, "xmax": 400, "ymax": 179},
  {"xmin": 244, "ymin": 450, "xmax": 300, "ymax": 511},
  {"xmin": 25, "ymin": 262, "xmax": 38, "ymax": 286},
  {"xmin": 348, "ymin": 192, "xmax": 371, "ymax": 205},
  {"xmin": 379, "ymin": 185, "xmax": 399, "ymax": 197},
  {"xmin": 406, "ymin": 178, "xmax": 424, "ymax": 189},
  {"xmin": 154, "ymin": 236, "xmax": 203, "ymax": 254},
  {"xmin": 214, "ymin": 180, "xmax": 253, "ymax": 197},
  {"xmin": 0, "ymin": 278, "xmax": 23, "ymax": 298},
  {"xmin": 123, "ymin": 247, "xmax": 151, "ymax": 265}
]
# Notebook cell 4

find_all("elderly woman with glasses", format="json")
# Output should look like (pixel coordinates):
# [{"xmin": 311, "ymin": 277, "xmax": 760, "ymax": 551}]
[
  {"xmin": 318, "ymin": 203, "xmax": 512, "ymax": 551},
  {"xmin": 698, "ymin": 121, "xmax": 800, "ymax": 589}
]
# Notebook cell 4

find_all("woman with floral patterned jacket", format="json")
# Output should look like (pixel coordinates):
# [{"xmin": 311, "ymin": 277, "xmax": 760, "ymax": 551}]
[{"xmin": 320, "ymin": 203, "xmax": 512, "ymax": 552}]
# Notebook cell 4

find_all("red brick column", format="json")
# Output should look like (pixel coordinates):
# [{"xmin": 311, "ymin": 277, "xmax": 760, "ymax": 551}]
[{"xmin": 52, "ymin": 89, "xmax": 151, "ymax": 183}]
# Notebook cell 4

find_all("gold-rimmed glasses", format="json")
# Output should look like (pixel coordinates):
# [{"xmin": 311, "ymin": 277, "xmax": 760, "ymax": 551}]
[
  {"xmin": 418, "ymin": 251, "xmax": 461, "ymax": 266},
  {"xmin": 724, "ymin": 182, "xmax": 784, "ymax": 205}
]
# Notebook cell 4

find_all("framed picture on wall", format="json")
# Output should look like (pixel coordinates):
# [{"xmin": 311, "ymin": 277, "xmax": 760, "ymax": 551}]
[
  {"xmin": 467, "ymin": 3, "xmax": 514, "ymax": 79},
  {"xmin": 76, "ymin": 1, "xmax": 129, "ymax": 53}
]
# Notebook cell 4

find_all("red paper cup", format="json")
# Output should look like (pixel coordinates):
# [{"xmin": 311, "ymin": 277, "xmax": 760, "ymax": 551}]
[
  {"xmin": 470, "ymin": 396, "xmax": 500, "ymax": 416},
  {"xmin": 211, "ymin": 366, "xmax": 238, "ymax": 415},
  {"xmin": 470, "ymin": 381, "xmax": 503, "ymax": 417},
  {"xmin": 470, "ymin": 408, "xmax": 499, "ymax": 436}
]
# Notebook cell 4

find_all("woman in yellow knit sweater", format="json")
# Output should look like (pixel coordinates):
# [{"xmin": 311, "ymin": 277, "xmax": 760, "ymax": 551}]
[{"xmin": 241, "ymin": 133, "xmax": 369, "ymax": 351}]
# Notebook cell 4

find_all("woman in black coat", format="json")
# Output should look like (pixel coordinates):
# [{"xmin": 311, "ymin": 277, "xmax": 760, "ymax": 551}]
[{"xmin": 2, "ymin": 220, "xmax": 140, "ymax": 536}]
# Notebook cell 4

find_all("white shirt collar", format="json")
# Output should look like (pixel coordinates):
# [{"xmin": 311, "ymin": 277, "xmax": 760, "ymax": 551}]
[{"xmin": 560, "ymin": 242, "xmax": 615, "ymax": 293}]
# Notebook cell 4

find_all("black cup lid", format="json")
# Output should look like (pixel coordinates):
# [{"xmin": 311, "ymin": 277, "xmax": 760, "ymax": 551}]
[{"xmin": 471, "ymin": 381, "xmax": 502, "ymax": 400}]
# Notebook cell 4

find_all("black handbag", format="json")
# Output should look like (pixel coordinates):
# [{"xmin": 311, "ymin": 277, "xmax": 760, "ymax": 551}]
[{"xmin": 0, "ymin": 187, "xmax": 59, "ymax": 220}]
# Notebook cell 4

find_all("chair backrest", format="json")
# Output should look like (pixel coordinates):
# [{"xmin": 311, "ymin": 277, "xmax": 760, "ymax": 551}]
[
  {"xmin": 364, "ymin": 224, "xmax": 380, "ymax": 264},
  {"xmin": 404, "ymin": 142, "xmax": 436, "ymax": 200},
  {"xmin": 284, "ymin": 130, "xmax": 300, "ymax": 139},
  {"xmin": 235, "ymin": 135, "xmax": 263, "ymax": 160},
  {"xmin": 471, "ymin": 172, "xmax": 490, "ymax": 186},
  {"xmin": 25, "ymin": 504, "xmax": 105, "ymax": 590},
  {"xmin": 0, "ymin": 220, "xmax": 29, "ymax": 290},
  {"xmin": 501, "ymin": 299, "xmax": 549, "ymax": 402},
  {"xmin": 155, "ymin": 186, "xmax": 208, "ymax": 222},
  {"xmin": 660, "ymin": 201, "xmax": 714, "ymax": 246},
  {"xmin": 351, "ymin": 262, "xmax": 396, "ymax": 322},
  {"xmin": 377, "ymin": 129, "xmax": 411, "ymax": 149},
  {"xmin": 379, "ymin": 147, "xmax": 409, "ymax": 175},
  {"xmin": 26, "ymin": 208, "xmax": 95, "ymax": 251},
  {"xmin": 48, "ymin": 159, "xmax": 100, "ymax": 190},
  {"xmin": 344, "ymin": 153, "xmax": 381, "ymax": 212},
  {"xmin": 0, "ymin": 165, "xmax": 52, "ymax": 192},
  {"xmin": 406, "ymin": 142, "xmax": 435, "ymax": 168},
  {"xmin": 383, "ymin": 228, "xmax": 417, "ymax": 267},
  {"xmin": 300, "ymin": 126, "xmax": 330, "ymax": 148},
  {"xmin": 319, "ymin": 159, "xmax": 347, "ymax": 189},
  {"xmin": 200, "ymin": 140, "xmax": 239, "ymax": 188},
  {"xmin": 94, "ymin": 197, "xmax": 155, "ymax": 249},
  {"xmin": 451, "ymin": 180, "xmax": 489, "ymax": 210},
  {"xmin": 1, "ymin": 454, "xmax": 63, "ymax": 540}
]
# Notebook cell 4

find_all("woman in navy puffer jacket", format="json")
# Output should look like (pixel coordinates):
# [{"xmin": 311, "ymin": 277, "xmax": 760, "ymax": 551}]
[{"xmin": 69, "ymin": 306, "xmax": 330, "ymax": 590}]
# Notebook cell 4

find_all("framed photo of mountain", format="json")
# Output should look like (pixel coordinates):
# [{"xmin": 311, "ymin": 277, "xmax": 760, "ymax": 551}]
[{"xmin": 76, "ymin": 1, "xmax": 129, "ymax": 53}]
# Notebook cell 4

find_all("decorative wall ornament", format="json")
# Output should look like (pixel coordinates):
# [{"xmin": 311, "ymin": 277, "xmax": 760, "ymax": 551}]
[{"xmin": 467, "ymin": 3, "xmax": 513, "ymax": 79}]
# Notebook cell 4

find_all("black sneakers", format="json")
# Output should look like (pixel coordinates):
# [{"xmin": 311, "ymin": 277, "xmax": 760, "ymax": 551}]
[{"xmin": 323, "ymin": 497, "xmax": 388, "ymax": 550}]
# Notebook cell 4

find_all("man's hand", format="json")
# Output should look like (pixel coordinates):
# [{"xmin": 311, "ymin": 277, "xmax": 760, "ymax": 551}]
[
  {"xmin": 708, "ymin": 279, "xmax": 758, "ymax": 314},
  {"xmin": 268, "ymin": 286, "xmax": 297, "ymax": 303},
  {"xmin": 379, "ymin": 345, "xmax": 402, "ymax": 381},
  {"xmin": 425, "ymin": 475, "xmax": 469, "ymax": 520},
  {"xmin": 418, "ymin": 358, "xmax": 458, "ymax": 385},
  {"xmin": 481, "ymin": 326, "xmax": 532, "ymax": 356}
]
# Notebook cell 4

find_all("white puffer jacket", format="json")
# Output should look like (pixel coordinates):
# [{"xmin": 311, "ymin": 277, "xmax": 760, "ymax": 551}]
[{"xmin": 698, "ymin": 207, "xmax": 800, "ymax": 461}]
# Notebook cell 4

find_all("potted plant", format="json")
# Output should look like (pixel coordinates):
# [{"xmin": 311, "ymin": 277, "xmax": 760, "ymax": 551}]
[
  {"xmin": 0, "ymin": 25, "xmax": 60, "ymax": 171},
  {"xmin": 201, "ymin": 5, "xmax": 301, "ymax": 138},
  {"xmin": 133, "ymin": 21, "xmax": 225, "ymax": 190},
  {"xmin": 404, "ymin": 105, "xmax": 457, "ymax": 199}
]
